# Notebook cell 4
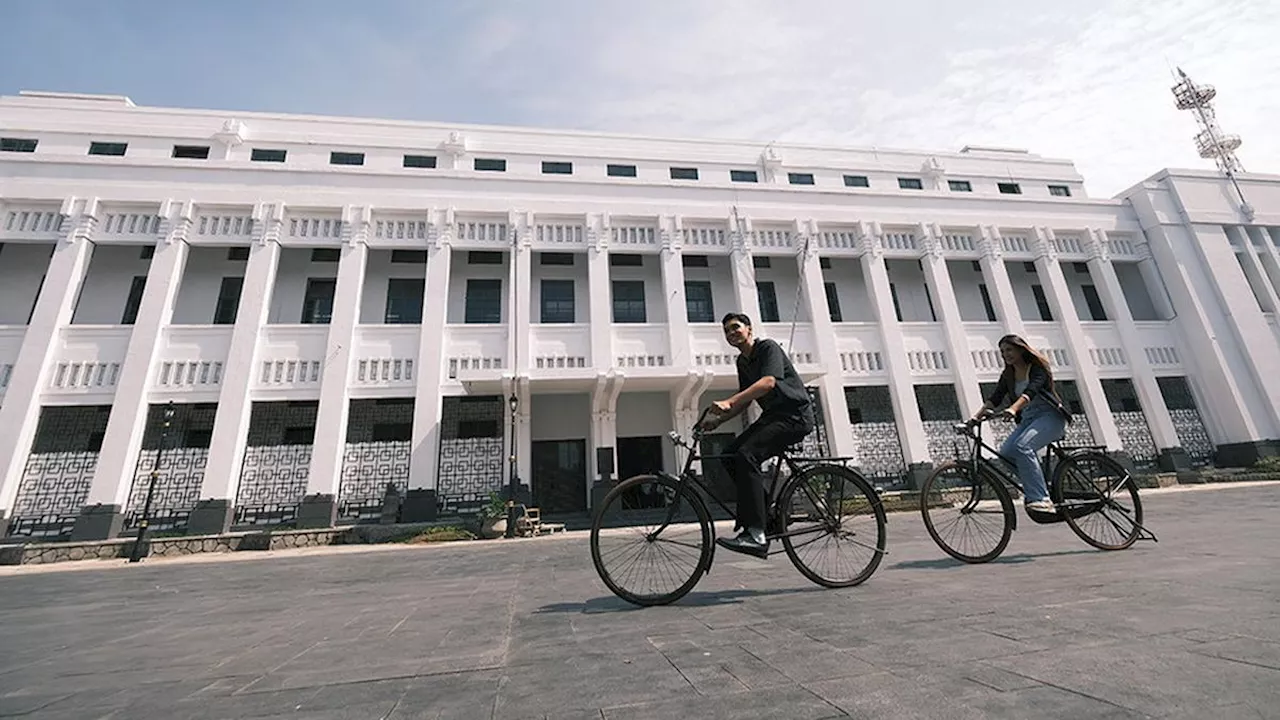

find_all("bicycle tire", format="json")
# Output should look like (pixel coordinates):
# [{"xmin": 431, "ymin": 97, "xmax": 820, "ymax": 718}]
[
  {"xmin": 778, "ymin": 464, "xmax": 887, "ymax": 588},
  {"xmin": 1052, "ymin": 450, "xmax": 1143, "ymax": 551},
  {"xmin": 589, "ymin": 473, "xmax": 713, "ymax": 607},
  {"xmin": 920, "ymin": 460, "xmax": 1014, "ymax": 564}
]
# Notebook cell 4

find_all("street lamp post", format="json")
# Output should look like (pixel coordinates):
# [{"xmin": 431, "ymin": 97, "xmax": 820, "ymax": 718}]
[
  {"xmin": 505, "ymin": 392, "xmax": 519, "ymax": 538},
  {"xmin": 129, "ymin": 401, "xmax": 175, "ymax": 563}
]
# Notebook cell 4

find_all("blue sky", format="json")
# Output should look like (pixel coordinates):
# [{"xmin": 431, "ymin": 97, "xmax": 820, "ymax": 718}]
[{"xmin": 1, "ymin": 0, "xmax": 1275, "ymax": 196}]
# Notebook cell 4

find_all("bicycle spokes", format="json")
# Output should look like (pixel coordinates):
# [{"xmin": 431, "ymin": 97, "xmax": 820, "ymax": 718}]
[
  {"xmin": 593, "ymin": 476, "xmax": 709, "ymax": 603},
  {"xmin": 779, "ymin": 468, "xmax": 884, "ymax": 585},
  {"xmin": 1055, "ymin": 456, "xmax": 1146, "ymax": 550},
  {"xmin": 920, "ymin": 463, "xmax": 1013, "ymax": 564}
]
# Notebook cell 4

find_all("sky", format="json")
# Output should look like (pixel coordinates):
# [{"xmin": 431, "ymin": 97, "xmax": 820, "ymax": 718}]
[{"xmin": 1, "ymin": 0, "xmax": 1276, "ymax": 197}]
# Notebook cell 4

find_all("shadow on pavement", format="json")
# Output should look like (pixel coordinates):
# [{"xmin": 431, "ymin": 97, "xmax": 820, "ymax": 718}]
[
  {"xmin": 889, "ymin": 548, "xmax": 1101, "ymax": 570},
  {"xmin": 537, "ymin": 586, "xmax": 827, "ymax": 614}
]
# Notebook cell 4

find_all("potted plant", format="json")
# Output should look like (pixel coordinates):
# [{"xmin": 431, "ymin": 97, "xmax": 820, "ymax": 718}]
[{"xmin": 477, "ymin": 491, "xmax": 509, "ymax": 539}]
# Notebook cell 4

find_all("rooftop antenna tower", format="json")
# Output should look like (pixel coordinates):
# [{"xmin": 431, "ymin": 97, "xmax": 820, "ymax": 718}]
[{"xmin": 1171, "ymin": 67, "xmax": 1253, "ymax": 219}]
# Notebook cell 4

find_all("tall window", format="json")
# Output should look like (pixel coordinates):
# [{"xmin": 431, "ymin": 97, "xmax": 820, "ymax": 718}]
[
  {"xmin": 612, "ymin": 281, "xmax": 646, "ymax": 323},
  {"xmin": 213, "ymin": 277, "xmax": 243, "ymax": 325},
  {"xmin": 121, "ymin": 276, "xmax": 146, "ymax": 325},
  {"xmin": 301, "ymin": 278, "xmax": 336, "ymax": 324},
  {"xmin": 685, "ymin": 281, "xmax": 714, "ymax": 323},
  {"xmin": 756, "ymin": 281, "xmax": 780, "ymax": 322},
  {"xmin": 1031, "ymin": 284, "xmax": 1054, "ymax": 321},
  {"xmin": 384, "ymin": 278, "xmax": 424, "ymax": 324},
  {"xmin": 540, "ymin": 279, "xmax": 575, "ymax": 323},
  {"xmin": 1081, "ymin": 284, "xmax": 1107, "ymax": 321},
  {"xmin": 824, "ymin": 282, "xmax": 842, "ymax": 322},
  {"xmin": 464, "ymin": 279, "xmax": 502, "ymax": 324},
  {"xmin": 978, "ymin": 283, "xmax": 997, "ymax": 322}
]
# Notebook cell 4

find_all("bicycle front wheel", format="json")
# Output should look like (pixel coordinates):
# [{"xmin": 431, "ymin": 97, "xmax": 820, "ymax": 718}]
[
  {"xmin": 1052, "ymin": 451, "xmax": 1143, "ymax": 551},
  {"xmin": 777, "ymin": 464, "xmax": 887, "ymax": 588},
  {"xmin": 920, "ymin": 461, "xmax": 1014, "ymax": 563},
  {"xmin": 590, "ymin": 473, "xmax": 713, "ymax": 607}
]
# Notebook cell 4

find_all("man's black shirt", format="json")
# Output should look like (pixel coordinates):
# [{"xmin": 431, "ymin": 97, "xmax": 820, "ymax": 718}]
[{"xmin": 736, "ymin": 338, "xmax": 814, "ymax": 425}]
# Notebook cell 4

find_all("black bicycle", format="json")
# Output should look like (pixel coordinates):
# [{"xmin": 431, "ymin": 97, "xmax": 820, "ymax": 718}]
[
  {"xmin": 590, "ymin": 407, "xmax": 889, "ymax": 606},
  {"xmin": 919, "ymin": 413, "xmax": 1157, "ymax": 563}
]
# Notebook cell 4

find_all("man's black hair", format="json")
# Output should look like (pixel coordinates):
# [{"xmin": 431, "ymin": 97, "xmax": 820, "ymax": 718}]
[{"xmin": 721, "ymin": 312, "xmax": 752, "ymax": 327}]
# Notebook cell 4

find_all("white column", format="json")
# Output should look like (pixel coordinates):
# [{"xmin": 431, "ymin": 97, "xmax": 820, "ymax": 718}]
[
  {"xmin": 920, "ymin": 223, "xmax": 983, "ymax": 415},
  {"xmin": 191, "ymin": 204, "xmax": 283, "ymax": 534},
  {"xmin": 78, "ymin": 205, "xmax": 192, "ymax": 539},
  {"xmin": 405, "ymin": 225, "xmax": 452, "ymax": 519},
  {"xmin": 728, "ymin": 216, "xmax": 762, "ymax": 323},
  {"xmin": 1089, "ymin": 229, "xmax": 1183, "ymax": 466},
  {"xmin": 1230, "ymin": 227, "xmax": 1280, "ymax": 312},
  {"xmin": 1033, "ymin": 227, "xmax": 1123, "ymax": 452},
  {"xmin": 0, "ymin": 199, "xmax": 96, "ymax": 522},
  {"xmin": 589, "ymin": 372, "xmax": 623, "ymax": 492},
  {"xmin": 301, "ymin": 217, "xmax": 368, "ymax": 526},
  {"xmin": 977, "ymin": 225, "xmax": 1025, "ymax": 336},
  {"xmin": 659, "ymin": 217, "xmax": 692, "ymax": 370},
  {"xmin": 796, "ymin": 221, "xmax": 855, "ymax": 457},
  {"xmin": 586, "ymin": 217, "xmax": 612, "ymax": 369},
  {"xmin": 510, "ymin": 212, "xmax": 533, "ymax": 376},
  {"xmin": 860, "ymin": 222, "xmax": 931, "ymax": 475}
]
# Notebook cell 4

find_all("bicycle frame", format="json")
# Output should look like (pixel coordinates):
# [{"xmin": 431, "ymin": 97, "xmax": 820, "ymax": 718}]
[{"xmin": 645, "ymin": 406, "xmax": 859, "ymax": 554}]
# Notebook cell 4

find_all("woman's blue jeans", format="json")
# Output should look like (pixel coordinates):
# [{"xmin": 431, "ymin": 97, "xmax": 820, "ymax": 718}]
[{"xmin": 999, "ymin": 405, "xmax": 1068, "ymax": 503}]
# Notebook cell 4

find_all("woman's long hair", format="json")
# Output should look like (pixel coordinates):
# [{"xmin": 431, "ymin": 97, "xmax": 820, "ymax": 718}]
[{"xmin": 998, "ymin": 334, "xmax": 1057, "ymax": 393}]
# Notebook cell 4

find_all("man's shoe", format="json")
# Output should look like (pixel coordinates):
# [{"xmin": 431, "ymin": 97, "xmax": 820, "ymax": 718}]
[{"xmin": 715, "ymin": 530, "xmax": 770, "ymax": 559}]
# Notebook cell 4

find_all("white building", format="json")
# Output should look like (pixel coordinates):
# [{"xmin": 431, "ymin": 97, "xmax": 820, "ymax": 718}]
[{"xmin": 0, "ymin": 90, "xmax": 1276, "ymax": 541}]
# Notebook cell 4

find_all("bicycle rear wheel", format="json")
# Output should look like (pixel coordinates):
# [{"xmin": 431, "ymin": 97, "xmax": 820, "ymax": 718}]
[
  {"xmin": 590, "ymin": 473, "xmax": 713, "ymax": 606},
  {"xmin": 920, "ymin": 461, "xmax": 1014, "ymax": 563},
  {"xmin": 1052, "ymin": 451, "xmax": 1143, "ymax": 551},
  {"xmin": 777, "ymin": 464, "xmax": 887, "ymax": 588}
]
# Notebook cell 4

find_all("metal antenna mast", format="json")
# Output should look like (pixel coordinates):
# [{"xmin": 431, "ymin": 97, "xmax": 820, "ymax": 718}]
[{"xmin": 1171, "ymin": 67, "xmax": 1254, "ymax": 220}]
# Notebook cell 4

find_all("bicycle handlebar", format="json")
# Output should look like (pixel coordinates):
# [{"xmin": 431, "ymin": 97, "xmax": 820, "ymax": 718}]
[{"xmin": 667, "ymin": 406, "xmax": 717, "ymax": 449}]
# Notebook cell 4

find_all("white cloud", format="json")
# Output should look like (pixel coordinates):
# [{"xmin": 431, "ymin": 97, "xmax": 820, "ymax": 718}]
[{"xmin": 464, "ymin": 0, "xmax": 1279, "ymax": 196}]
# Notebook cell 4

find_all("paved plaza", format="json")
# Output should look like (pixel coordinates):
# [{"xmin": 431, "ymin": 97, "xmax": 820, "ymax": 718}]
[{"xmin": 0, "ymin": 482, "xmax": 1277, "ymax": 719}]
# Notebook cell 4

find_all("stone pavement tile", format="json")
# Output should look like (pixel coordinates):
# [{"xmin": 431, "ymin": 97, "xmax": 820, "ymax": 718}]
[
  {"xmin": 803, "ymin": 670, "xmax": 993, "ymax": 720},
  {"xmin": 955, "ymin": 665, "xmax": 1043, "ymax": 692},
  {"xmin": 982, "ymin": 640, "xmax": 1280, "ymax": 716},
  {"xmin": 733, "ymin": 634, "xmax": 879, "ymax": 684},
  {"xmin": 843, "ymin": 627, "xmax": 1035, "ymax": 672},
  {"xmin": 1160, "ymin": 701, "xmax": 1280, "ymax": 720},
  {"xmin": 380, "ymin": 670, "xmax": 503, "ymax": 719},
  {"xmin": 490, "ymin": 648, "xmax": 695, "ymax": 719},
  {"xmin": 960, "ymin": 685, "xmax": 1149, "ymax": 719},
  {"xmin": 601, "ymin": 684, "xmax": 844, "ymax": 720},
  {"xmin": 645, "ymin": 637, "xmax": 792, "ymax": 695},
  {"xmin": 235, "ymin": 659, "xmax": 429, "ymax": 693},
  {"xmin": 0, "ymin": 688, "xmax": 77, "ymax": 717},
  {"xmin": 1187, "ymin": 636, "xmax": 1280, "ymax": 671}
]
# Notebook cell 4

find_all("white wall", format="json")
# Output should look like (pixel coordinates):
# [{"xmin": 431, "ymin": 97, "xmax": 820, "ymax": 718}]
[
  {"xmin": 616, "ymin": 391, "xmax": 675, "ymax": 471},
  {"xmin": 1115, "ymin": 262, "xmax": 1161, "ymax": 321},
  {"xmin": 530, "ymin": 251, "xmax": 589, "ymax": 324},
  {"xmin": 753, "ymin": 254, "xmax": 809, "ymax": 322},
  {"xmin": 607, "ymin": 253, "xmax": 667, "ymax": 324},
  {"xmin": 360, "ymin": 249, "xmax": 427, "ymax": 324},
  {"xmin": 267, "ymin": 247, "xmax": 337, "ymax": 324},
  {"xmin": 946, "ymin": 259, "xmax": 993, "ymax": 322},
  {"xmin": 885, "ymin": 259, "xmax": 935, "ymax": 322},
  {"xmin": 446, "ymin": 251, "xmax": 509, "ymax": 324},
  {"xmin": 173, "ymin": 246, "xmax": 248, "ymax": 324},
  {"xmin": 680, "ymin": 255, "xmax": 734, "ymax": 324},
  {"xmin": 72, "ymin": 243, "xmax": 153, "ymax": 324},
  {"xmin": 0, "ymin": 243, "xmax": 52, "ymax": 324},
  {"xmin": 821, "ymin": 258, "xmax": 874, "ymax": 322},
  {"xmin": 529, "ymin": 393, "xmax": 591, "ymax": 441},
  {"xmin": 1005, "ymin": 261, "xmax": 1046, "ymax": 322}
]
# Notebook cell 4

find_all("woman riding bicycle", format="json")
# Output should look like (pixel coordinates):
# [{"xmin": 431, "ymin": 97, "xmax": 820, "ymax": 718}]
[{"xmin": 968, "ymin": 334, "xmax": 1073, "ymax": 512}]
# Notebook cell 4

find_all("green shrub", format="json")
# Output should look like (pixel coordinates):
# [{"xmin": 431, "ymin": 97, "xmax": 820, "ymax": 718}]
[{"xmin": 1253, "ymin": 456, "xmax": 1280, "ymax": 473}]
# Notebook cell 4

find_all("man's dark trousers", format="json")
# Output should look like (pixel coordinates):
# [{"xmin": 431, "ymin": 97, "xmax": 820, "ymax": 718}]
[{"xmin": 722, "ymin": 414, "xmax": 812, "ymax": 532}]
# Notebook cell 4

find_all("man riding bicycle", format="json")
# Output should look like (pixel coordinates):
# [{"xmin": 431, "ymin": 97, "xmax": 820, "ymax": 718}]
[{"xmin": 699, "ymin": 313, "xmax": 815, "ymax": 559}]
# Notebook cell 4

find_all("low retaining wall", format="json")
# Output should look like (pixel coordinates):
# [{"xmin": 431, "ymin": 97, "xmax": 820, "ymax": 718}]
[{"xmin": 4, "ymin": 470, "xmax": 1278, "ymax": 567}]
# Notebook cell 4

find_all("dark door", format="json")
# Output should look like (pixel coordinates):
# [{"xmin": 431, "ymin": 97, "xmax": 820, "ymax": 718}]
[
  {"xmin": 531, "ymin": 440, "xmax": 587, "ymax": 513},
  {"xmin": 616, "ymin": 436, "xmax": 664, "ymax": 482}
]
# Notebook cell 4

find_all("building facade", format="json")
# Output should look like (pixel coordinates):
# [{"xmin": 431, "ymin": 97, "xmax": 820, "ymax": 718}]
[{"xmin": 0, "ymin": 90, "xmax": 1276, "ymax": 541}]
